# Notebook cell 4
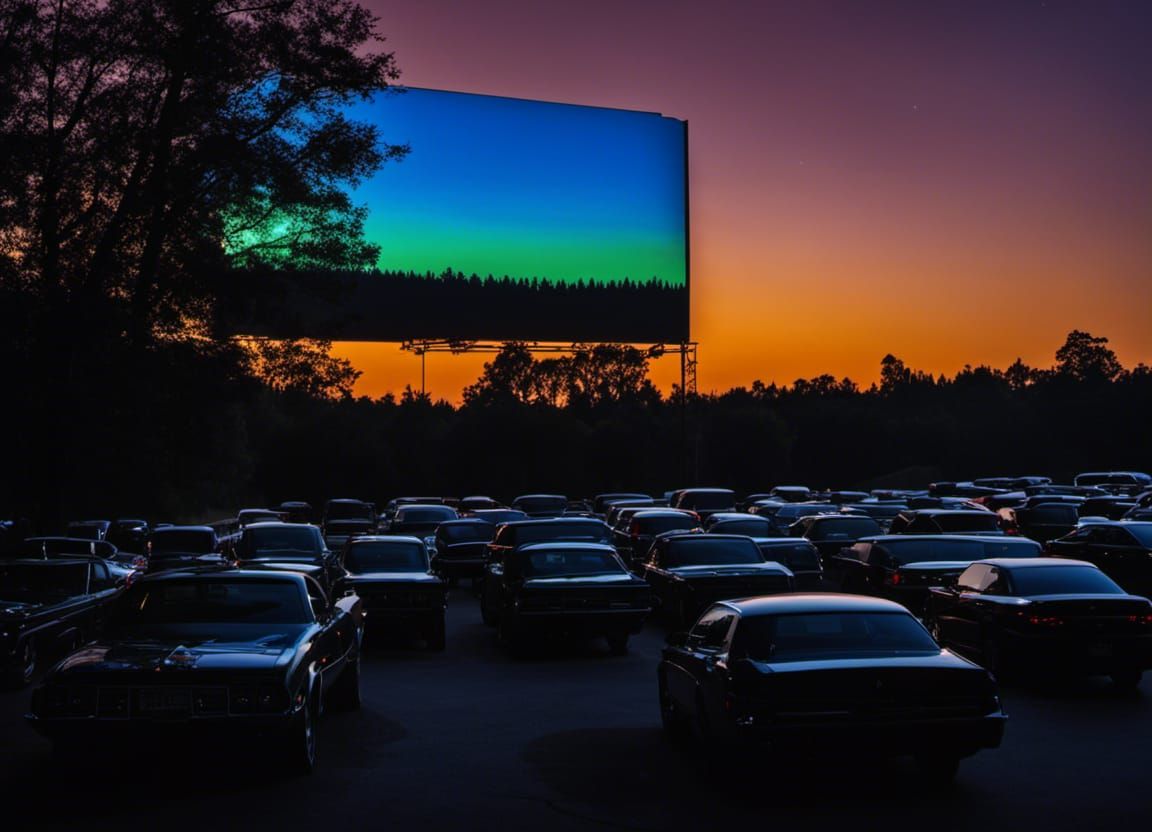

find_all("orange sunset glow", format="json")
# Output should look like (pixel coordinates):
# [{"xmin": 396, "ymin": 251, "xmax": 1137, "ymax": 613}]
[{"xmin": 338, "ymin": 1, "xmax": 1152, "ymax": 401}]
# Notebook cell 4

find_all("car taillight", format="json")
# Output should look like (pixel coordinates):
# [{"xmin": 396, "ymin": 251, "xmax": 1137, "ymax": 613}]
[
  {"xmin": 1028, "ymin": 616, "xmax": 1064, "ymax": 627},
  {"xmin": 1127, "ymin": 614, "xmax": 1152, "ymax": 627},
  {"xmin": 885, "ymin": 571, "xmax": 901, "ymax": 586}
]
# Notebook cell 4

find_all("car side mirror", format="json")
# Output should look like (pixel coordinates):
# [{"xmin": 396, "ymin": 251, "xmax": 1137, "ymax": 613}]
[{"xmin": 666, "ymin": 631, "xmax": 688, "ymax": 648}]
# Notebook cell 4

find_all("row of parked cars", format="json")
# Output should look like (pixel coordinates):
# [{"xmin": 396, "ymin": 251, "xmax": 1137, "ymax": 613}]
[{"xmin": 2, "ymin": 471, "xmax": 1151, "ymax": 780}]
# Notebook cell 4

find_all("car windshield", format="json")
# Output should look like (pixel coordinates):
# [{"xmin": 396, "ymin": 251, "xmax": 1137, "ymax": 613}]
[
  {"xmin": 0, "ymin": 563, "xmax": 88, "ymax": 600},
  {"xmin": 711, "ymin": 520, "xmax": 776, "ymax": 535},
  {"xmin": 666, "ymin": 539, "xmax": 763, "ymax": 567},
  {"xmin": 521, "ymin": 549, "xmax": 622, "ymax": 578},
  {"xmin": 934, "ymin": 514, "xmax": 1000, "ymax": 532},
  {"xmin": 397, "ymin": 508, "xmax": 456, "ymax": 523},
  {"xmin": 736, "ymin": 612, "xmax": 939, "ymax": 662},
  {"xmin": 680, "ymin": 492, "xmax": 735, "ymax": 510},
  {"xmin": 438, "ymin": 524, "xmax": 496, "ymax": 544},
  {"xmin": 758, "ymin": 543, "xmax": 820, "ymax": 569},
  {"xmin": 345, "ymin": 541, "xmax": 427, "ymax": 573},
  {"xmin": 809, "ymin": 518, "xmax": 883, "ymax": 540},
  {"xmin": 638, "ymin": 515, "xmax": 699, "ymax": 534},
  {"xmin": 150, "ymin": 531, "xmax": 215, "ymax": 556},
  {"xmin": 108, "ymin": 579, "xmax": 308, "ymax": 634},
  {"xmin": 1011, "ymin": 566, "xmax": 1124, "ymax": 596},
  {"xmin": 881, "ymin": 538, "xmax": 1038, "ymax": 564},
  {"xmin": 241, "ymin": 527, "xmax": 320, "ymax": 557},
  {"xmin": 326, "ymin": 502, "xmax": 373, "ymax": 521}
]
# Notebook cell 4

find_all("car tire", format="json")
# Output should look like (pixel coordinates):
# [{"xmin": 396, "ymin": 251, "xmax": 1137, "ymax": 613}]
[
  {"xmin": 427, "ymin": 614, "xmax": 447, "ymax": 652},
  {"xmin": 1111, "ymin": 669, "xmax": 1143, "ymax": 691},
  {"xmin": 328, "ymin": 656, "xmax": 361, "ymax": 711},
  {"xmin": 914, "ymin": 753, "xmax": 960, "ymax": 786},
  {"xmin": 282, "ymin": 694, "xmax": 318, "ymax": 775},
  {"xmin": 5, "ymin": 638, "xmax": 36, "ymax": 688},
  {"xmin": 606, "ymin": 632, "xmax": 629, "ymax": 656}
]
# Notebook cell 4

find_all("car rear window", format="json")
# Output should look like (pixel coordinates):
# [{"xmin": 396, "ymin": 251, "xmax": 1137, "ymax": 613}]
[
  {"xmin": 345, "ymin": 541, "xmax": 427, "ymax": 573},
  {"xmin": 735, "ymin": 612, "xmax": 938, "ymax": 662},
  {"xmin": 398, "ymin": 508, "xmax": 456, "ymax": 523},
  {"xmin": 666, "ymin": 538, "xmax": 763, "ymax": 567},
  {"xmin": 638, "ymin": 515, "xmax": 699, "ymax": 534},
  {"xmin": 521, "ymin": 549, "xmax": 622, "ymax": 578},
  {"xmin": 512, "ymin": 522, "xmax": 611, "ymax": 545},
  {"xmin": 880, "ymin": 538, "xmax": 1039, "ymax": 564},
  {"xmin": 1010, "ymin": 566, "xmax": 1124, "ymax": 596},
  {"xmin": 438, "ymin": 523, "xmax": 496, "ymax": 544}
]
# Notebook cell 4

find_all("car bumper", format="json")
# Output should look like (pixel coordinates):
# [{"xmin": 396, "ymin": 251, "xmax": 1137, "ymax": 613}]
[
  {"xmin": 435, "ymin": 559, "xmax": 486, "ymax": 578},
  {"xmin": 736, "ymin": 712, "xmax": 1006, "ymax": 757}
]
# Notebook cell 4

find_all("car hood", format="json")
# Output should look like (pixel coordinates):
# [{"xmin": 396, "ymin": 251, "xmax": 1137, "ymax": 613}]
[{"xmin": 51, "ymin": 629, "xmax": 311, "ymax": 676}]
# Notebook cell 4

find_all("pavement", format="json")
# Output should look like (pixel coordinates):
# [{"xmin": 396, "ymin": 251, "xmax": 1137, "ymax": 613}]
[{"xmin": 3, "ymin": 587, "xmax": 1152, "ymax": 831}]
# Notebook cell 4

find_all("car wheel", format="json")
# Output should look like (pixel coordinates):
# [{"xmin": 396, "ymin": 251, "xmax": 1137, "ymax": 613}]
[
  {"xmin": 5, "ymin": 639, "xmax": 36, "ymax": 688},
  {"xmin": 427, "ymin": 614, "xmax": 447, "ymax": 652},
  {"xmin": 283, "ymin": 694, "xmax": 318, "ymax": 775},
  {"xmin": 914, "ymin": 753, "xmax": 960, "ymax": 786},
  {"xmin": 1111, "ymin": 669, "xmax": 1143, "ymax": 691},
  {"xmin": 606, "ymin": 632, "xmax": 629, "ymax": 656},
  {"xmin": 328, "ymin": 656, "xmax": 361, "ymax": 711}
]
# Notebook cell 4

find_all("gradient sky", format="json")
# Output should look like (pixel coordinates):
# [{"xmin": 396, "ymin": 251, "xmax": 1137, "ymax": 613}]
[
  {"xmin": 345, "ymin": 89, "xmax": 686, "ymax": 286},
  {"xmin": 333, "ymin": 0, "xmax": 1152, "ymax": 401}
]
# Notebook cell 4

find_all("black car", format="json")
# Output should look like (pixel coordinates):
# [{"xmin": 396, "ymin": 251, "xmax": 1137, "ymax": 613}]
[
  {"xmin": 669, "ymin": 488, "xmax": 736, "ymax": 520},
  {"xmin": 831, "ymin": 535, "xmax": 1043, "ymax": 613},
  {"xmin": 511, "ymin": 494, "xmax": 568, "ymax": 518},
  {"xmin": 768, "ymin": 486, "xmax": 812, "ymax": 503},
  {"xmin": 485, "ymin": 518, "xmax": 614, "ymax": 567},
  {"xmin": 457, "ymin": 496, "xmax": 504, "ymax": 513},
  {"xmin": 1047, "ymin": 521, "xmax": 1152, "ymax": 596},
  {"xmin": 749, "ymin": 538, "xmax": 825, "ymax": 590},
  {"xmin": 1074, "ymin": 471, "xmax": 1152, "ymax": 495},
  {"xmin": 431, "ymin": 519, "xmax": 499, "ymax": 581},
  {"xmin": 657, "ymin": 595, "xmax": 1005, "ymax": 782},
  {"xmin": 21, "ymin": 537, "xmax": 144, "ymax": 579},
  {"xmin": 337, "ymin": 536, "xmax": 446, "ymax": 650},
  {"xmin": 614, "ymin": 510, "xmax": 701, "ymax": 566},
  {"xmin": 642, "ymin": 534, "xmax": 794, "ymax": 626},
  {"xmin": 701, "ymin": 512, "xmax": 780, "ymax": 536},
  {"xmin": 1079, "ymin": 496, "xmax": 1138, "ymax": 521},
  {"xmin": 107, "ymin": 519, "xmax": 150, "ymax": 553},
  {"xmin": 1, "ymin": 558, "xmax": 126, "ymax": 687},
  {"xmin": 593, "ymin": 493, "xmax": 653, "ymax": 516},
  {"xmin": 470, "ymin": 508, "xmax": 529, "ymax": 526},
  {"xmin": 28, "ymin": 570, "xmax": 363, "ymax": 773},
  {"xmin": 997, "ymin": 502, "xmax": 1080, "ymax": 544},
  {"xmin": 277, "ymin": 501, "xmax": 314, "ymax": 524},
  {"xmin": 889, "ymin": 509, "xmax": 1003, "ymax": 536},
  {"xmin": 925, "ymin": 558, "xmax": 1152, "ymax": 688},
  {"xmin": 768, "ymin": 503, "xmax": 842, "ymax": 529},
  {"xmin": 147, "ymin": 525, "xmax": 228, "ymax": 572},
  {"xmin": 387, "ymin": 504, "xmax": 459, "ymax": 537},
  {"xmin": 234, "ymin": 523, "xmax": 341, "ymax": 592},
  {"xmin": 321, "ymin": 498, "xmax": 378, "ymax": 551},
  {"xmin": 479, "ymin": 543, "xmax": 651, "ymax": 653},
  {"xmin": 789, "ymin": 514, "xmax": 884, "ymax": 565}
]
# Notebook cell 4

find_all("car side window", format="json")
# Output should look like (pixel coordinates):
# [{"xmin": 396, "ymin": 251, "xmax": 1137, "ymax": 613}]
[
  {"xmin": 982, "ymin": 568, "xmax": 1010, "ymax": 595},
  {"xmin": 88, "ymin": 561, "xmax": 111, "ymax": 591},
  {"xmin": 1104, "ymin": 528, "xmax": 1137, "ymax": 547},
  {"xmin": 687, "ymin": 607, "xmax": 728, "ymax": 648},
  {"xmin": 303, "ymin": 576, "xmax": 329, "ymax": 614},
  {"xmin": 957, "ymin": 564, "xmax": 990, "ymax": 592},
  {"xmin": 699, "ymin": 614, "xmax": 736, "ymax": 652},
  {"xmin": 849, "ymin": 542, "xmax": 870, "ymax": 563}
]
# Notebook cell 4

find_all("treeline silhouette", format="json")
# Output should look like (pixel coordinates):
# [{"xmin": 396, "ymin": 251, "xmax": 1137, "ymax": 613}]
[
  {"xmin": 220, "ymin": 266, "xmax": 690, "ymax": 342},
  {"xmin": 5, "ymin": 330, "xmax": 1148, "ymax": 531}
]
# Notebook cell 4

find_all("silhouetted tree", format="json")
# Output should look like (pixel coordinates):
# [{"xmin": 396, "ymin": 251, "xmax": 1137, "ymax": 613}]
[{"xmin": 1054, "ymin": 330, "xmax": 1124, "ymax": 383}]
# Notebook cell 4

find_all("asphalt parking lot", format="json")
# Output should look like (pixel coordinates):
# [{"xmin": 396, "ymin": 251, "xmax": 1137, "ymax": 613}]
[{"xmin": 3, "ymin": 588, "xmax": 1151, "ymax": 831}]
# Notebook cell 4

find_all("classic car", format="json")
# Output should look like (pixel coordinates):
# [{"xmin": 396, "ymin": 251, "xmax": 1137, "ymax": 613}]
[
  {"xmin": 321, "ymin": 498, "xmax": 378, "ymax": 551},
  {"xmin": 147, "ymin": 525, "xmax": 230, "ymax": 572},
  {"xmin": 925, "ymin": 558, "xmax": 1152, "ymax": 688},
  {"xmin": 479, "ymin": 543, "xmax": 651, "ymax": 654},
  {"xmin": 657, "ymin": 594, "xmax": 1006, "ymax": 783},
  {"xmin": 642, "ymin": 534, "xmax": 794, "ymax": 626},
  {"xmin": 888, "ymin": 509, "xmax": 1003, "ymax": 536},
  {"xmin": 997, "ymin": 502, "xmax": 1080, "ymax": 544},
  {"xmin": 28, "ymin": 570, "xmax": 363, "ymax": 774},
  {"xmin": 701, "ymin": 513, "xmax": 780, "ymax": 537},
  {"xmin": 457, "ymin": 496, "xmax": 505, "ymax": 513},
  {"xmin": 510, "ymin": 494, "xmax": 569, "ymax": 518},
  {"xmin": 337, "ymin": 536, "xmax": 446, "ymax": 650},
  {"xmin": 768, "ymin": 486, "xmax": 813, "ymax": 503},
  {"xmin": 233, "ymin": 523, "xmax": 342, "ymax": 592},
  {"xmin": 485, "ymin": 518, "xmax": 614, "ymax": 569},
  {"xmin": 21, "ymin": 537, "xmax": 144, "ymax": 578},
  {"xmin": 236, "ymin": 508, "xmax": 286, "ymax": 528},
  {"xmin": 1073, "ymin": 471, "xmax": 1152, "ymax": 495},
  {"xmin": 788, "ymin": 514, "xmax": 884, "ymax": 565},
  {"xmin": 1, "ymin": 558, "xmax": 126, "ymax": 686},
  {"xmin": 669, "ymin": 488, "xmax": 737, "ymax": 520},
  {"xmin": 469, "ymin": 509, "xmax": 529, "ymax": 526},
  {"xmin": 431, "ymin": 519, "xmax": 498, "ymax": 581},
  {"xmin": 386, "ymin": 504, "xmax": 459, "ymax": 537},
  {"xmin": 1046, "ymin": 521, "xmax": 1152, "ymax": 597},
  {"xmin": 748, "ymin": 538, "xmax": 825, "ymax": 590},
  {"xmin": 614, "ymin": 510, "xmax": 700, "ymax": 566},
  {"xmin": 107, "ymin": 519, "xmax": 150, "ymax": 553},
  {"xmin": 830, "ymin": 535, "xmax": 1042, "ymax": 613},
  {"xmin": 277, "ymin": 501, "xmax": 314, "ymax": 524},
  {"xmin": 592, "ymin": 493, "xmax": 653, "ymax": 516}
]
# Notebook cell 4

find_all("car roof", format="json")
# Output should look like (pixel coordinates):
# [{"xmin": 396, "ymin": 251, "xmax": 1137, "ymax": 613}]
[
  {"xmin": 665, "ymin": 533, "xmax": 757, "ymax": 544},
  {"xmin": 899, "ymin": 509, "xmax": 993, "ymax": 517},
  {"xmin": 516, "ymin": 542, "xmax": 618, "ymax": 553},
  {"xmin": 396, "ymin": 504, "xmax": 455, "ymax": 512},
  {"xmin": 152, "ymin": 525, "xmax": 215, "ymax": 534},
  {"xmin": 347, "ymin": 535, "xmax": 424, "ymax": 545},
  {"xmin": 633, "ymin": 509, "xmax": 698, "ymax": 518},
  {"xmin": 720, "ymin": 594, "xmax": 912, "ymax": 616},
  {"xmin": 750, "ymin": 537, "xmax": 817, "ymax": 546},
  {"xmin": 514, "ymin": 493, "xmax": 567, "ymax": 500},
  {"xmin": 856, "ymin": 535, "xmax": 1036, "ymax": 545},
  {"xmin": 138, "ymin": 568, "xmax": 307, "ymax": 584},
  {"xmin": 978, "ymin": 557, "xmax": 1095, "ymax": 569},
  {"xmin": 502, "ymin": 517, "xmax": 606, "ymax": 527},
  {"xmin": 243, "ymin": 521, "xmax": 317, "ymax": 530}
]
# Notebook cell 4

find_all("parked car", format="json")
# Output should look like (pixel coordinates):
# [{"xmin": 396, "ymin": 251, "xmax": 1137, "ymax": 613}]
[
  {"xmin": 234, "ymin": 523, "xmax": 341, "ymax": 593},
  {"xmin": 749, "ymin": 538, "xmax": 825, "ymax": 590},
  {"xmin": 840, "ymin": 502, "xmax": 908, "ymax": 532},
  {"xmin": 65, "ymin": 520, "xmax": 110, "ymax": 541},
  {"xmin": 1047, "ymin": 521, "xmax": 1152, "ymax": 596},
  {"xmin": 21, "ymin": 537, "xmax": 143, "ymax": 578},
  {"xmin": 1073, "ymin": 471, "xmax": 1152, "ymax": 494},
  {"xmin": 147, "ymin": 525, "xmax": 228, "ymax": 572},
  {"xmin": 387, "ymin": 504, "xmax": 459, "ymax": 537},
  {"xmin": 997, "ymin": 502, "xmax": 1080, "ymax": 543},
  {"xmin": 107, "ymin": 519, "xmax": 150, "ymax": 553},
  {"xmin": 469, "ymin": 508, "xmax": 529, "ymax": 526},
  {"xmin": 479, "ymin": 543, "xmax": 650, "ymax": 654},
  {"xmin": 768, "ymin": 486, "xmax": 812, "ymax": 503},
  {"xmin": 236, "ymin": 508, "xmax": 285, "ymax": 528},
  {"xmin": 888, "ymin": 509, "xmax": 1002, "ymax": 537},
  {"xmin": 431, "ymin": 519, "xmax": 498, "ymax": 581},
  {"xmin": 769, "ymin": 503, "xmax": 842, "ymax": 529},
  {"xmin": 670, "ymin": 488, "xmax": 737, "ymax": 520},
  {"xmin": 657, "ymin": 595, "xmax": 1005, "ymax": 783},
  {"xmin": 28, "ymin": 570, "xmax": 363, "ymax": 773},
  {"xmin": 925, "ymin": 558, "xmax": 1152, "ymax": 688},
  {"xmin": 701, "ymin": 513, "xmax": 779, "ymax": 536},
  {"xmin": 830, "ymin": 535, "xmax": 1043, "ymax": 613},
  {"xmin": 789, "ymin": 514, "xmax": 884, "ymax": 565},
  {"xmin": 1, "ymin": 558, "xmax": 126, "ymax": 687},
  {"xmin": 592, "ymin": 493, "xmax": 653, "ymax": 516},
  {"xmin": 615, "ymin": 510, "xmax": 701, "ymax": 566},
  {"xmin": 1079, "ymin": 496, "xmax": 1138, "ymax": 520},
  {"xmin": 485, "ymin": 518, "xmax": 614, "ymax": 567},
  {"xmin": 337, "ymin": 536, "xmax": 446, "ymax": 650},
  {"xmin": 277, "ymin": 501, "xmax": 314, "ymax": 524},
  {"xmin": 457, "ymin": 496, "xmax": 504, "ymax": 513},
  {"xmin": 321, "ymin": 498, "xmax": 377, "ymax": 552},
  {"xmin": 510, "ymin": 494, "xmax": 568, "ymax": 518},
  {"xmin": 641, "ymin": 534, "xmax": 793, "ymax": 626}
]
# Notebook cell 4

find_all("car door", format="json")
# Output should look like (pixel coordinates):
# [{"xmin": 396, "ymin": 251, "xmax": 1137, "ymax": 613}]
[
  {"xmin": 664, "ymin": 606, "xmax": 735, "ymax": 718},
  {"xmin": 940, "ymin": 564, "xmax": 993, "ymax": 653},
  {"xmin": 1102, "ymin": 527, "xmax": 1150, "ymax": 594},
  {"xmin": 303, "ymin": 577, "xmax": 343, "ymax": 691}
]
